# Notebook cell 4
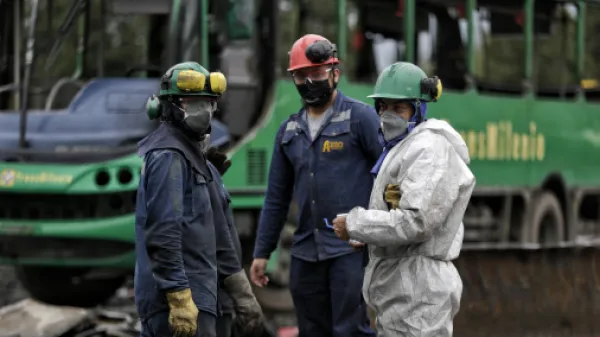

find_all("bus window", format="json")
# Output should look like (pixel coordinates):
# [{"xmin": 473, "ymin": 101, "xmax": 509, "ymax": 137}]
[
  {"xmin": 24, "ymin": 1, "xmax": 167, "ymax": 110},
  {"xmin": 584, "ymin": 2, "xmax": 600, "ymax": 101},
  {"xmin": 474, "ymin": 5, "xmax": 525, "ymax": 94},
  {"xmin": 412, "ymin": 3, "xmax": 467, "ymax": 90},
  {"xmin": 347, "ymin": 1, "xmax": 467, "ymax": 90},
  {"xmin": 348, "ymin": 0, "xmax": 411, "ymax": 83},
  {"xmin": 533, "ymin": 3, "xmax": 578, "ymax": 100},
  {"xmin": 475, "ymin": 0, "xmax": 578, "ymax": 99}
]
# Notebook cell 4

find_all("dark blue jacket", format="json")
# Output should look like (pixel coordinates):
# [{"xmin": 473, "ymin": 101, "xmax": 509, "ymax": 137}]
[
  {"xmin": 134, "ymin": 123, "xmax": 218, "ymax": 319},
  {"xmin": 207, "ymin": 161, "xmax": 243, "ymax": 314},
  {"xmin": 254, "ymin": 91, "xmax": 382, "ymax": 262}
]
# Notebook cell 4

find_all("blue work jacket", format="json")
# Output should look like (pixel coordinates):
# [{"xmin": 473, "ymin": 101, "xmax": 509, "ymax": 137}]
[
  {"xmin": 134, "ymin": 124, "xmax": 219, "ymax": 319},
  {"xmin": 207, "ymin": 161, "xmax": 244, "ymax": 314},
  {"xmin": 253, "ymin": 91, "xmax": 382, "ymax": 262}
]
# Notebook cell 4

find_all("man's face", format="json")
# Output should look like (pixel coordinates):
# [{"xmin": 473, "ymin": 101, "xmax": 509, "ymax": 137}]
[
  {"xmin": 291, "ymin": 65, "xmax": 339, "ymax": 86},
  {"xmin": 379, "ymin": 99, "xmax": 415, "ymax": 120}
]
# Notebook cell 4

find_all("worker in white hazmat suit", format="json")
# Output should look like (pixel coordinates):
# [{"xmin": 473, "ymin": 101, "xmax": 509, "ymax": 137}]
[{"xmin": 332, "ymin": 62, "xmax": 476, "ymax": 337}]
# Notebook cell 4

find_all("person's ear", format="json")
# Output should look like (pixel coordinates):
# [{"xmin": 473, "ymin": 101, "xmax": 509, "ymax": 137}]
[{"xmin": 333, "ymin": 68, "xmax": 340, "ymax": 83}]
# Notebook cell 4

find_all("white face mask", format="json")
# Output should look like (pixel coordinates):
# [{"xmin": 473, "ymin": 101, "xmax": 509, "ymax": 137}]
[
  {"xmin": 180, "ymin": 100, "xmax": 216, "ymax": 134},
  {"xmin": 379, "ymin": 110, "xmax": 414, "ymax": 142}
]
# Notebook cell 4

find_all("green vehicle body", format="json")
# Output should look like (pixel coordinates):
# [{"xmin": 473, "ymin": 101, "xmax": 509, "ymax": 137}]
[
  {"xmin": 0, "ymin": 155, "xmax": 140, "ymax": 267},
  {"xmin": 1, "ymin": 77, "xmax": 597, "ymax": 262}
]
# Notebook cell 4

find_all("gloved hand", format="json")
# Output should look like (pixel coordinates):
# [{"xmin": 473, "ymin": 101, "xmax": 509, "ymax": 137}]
[
  {"xmin": 384, "ymin": 184, "xmax": 401, "ymax": 209},
  {"xmin": 224, "ymin": 271, "xmax": 264, "ymax": 337},
  {"xmin": 166, "ymin": 288, "xmax": 199, "ymax": 337},
  {"xmin": 206, "ymin": 147, "xmax": 232, "ymax": 176}
]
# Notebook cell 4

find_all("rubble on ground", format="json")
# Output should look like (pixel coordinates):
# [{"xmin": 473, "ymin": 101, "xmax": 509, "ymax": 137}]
[
  {"xmin": 0, "ymin": 299, "xmax": 90, "ymax": 337},
  {"xmin": 0, "ymin": 266, "xmax": 28, "ymax": 307},
  {"xmin": 0, "ymin": 271, "xmax": 140, "ymax": 337},
  {"xmin": 0, "ymin": 298, "xmax": 141, "ymax": 337}
]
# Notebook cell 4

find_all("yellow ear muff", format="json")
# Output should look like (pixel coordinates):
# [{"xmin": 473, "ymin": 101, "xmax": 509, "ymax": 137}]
[
  {"xmin": 434, "ymin": 77, "xmax": 443, "ymax": 101},
  {"xmin": 209, "ymin": 72, "xmax": 227, "ymax": 94},
  {"xmin": 176, "ymin": 70, "xmax": 207, "ymax": 92}
]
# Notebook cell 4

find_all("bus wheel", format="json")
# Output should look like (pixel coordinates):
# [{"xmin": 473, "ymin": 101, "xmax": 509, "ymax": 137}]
[
  {"xmin": 524, "ymin": 191, "xmax": 565, "ymax": 244},
  {"xmin": 16, "ymin": 266, "xmax": 125, "ymax": 307}
]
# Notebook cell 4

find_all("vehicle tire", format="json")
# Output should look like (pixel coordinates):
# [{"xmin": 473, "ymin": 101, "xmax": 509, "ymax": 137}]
[
  {"xmin": 16, "ymin": 266, "xmax": 125, "ymax": 307},
  {"xmin": 523, "ymin": 191, "xmax": 565, "ymax": 244}
]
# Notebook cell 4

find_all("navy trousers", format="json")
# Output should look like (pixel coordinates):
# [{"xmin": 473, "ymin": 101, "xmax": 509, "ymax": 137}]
[
  {"xmin": 289, "ymin": 251, "xmax": 375, "ymax": 337},
  {"xmin": 140, "ymin": 310, "xmax": 217, "ymax": 337}
]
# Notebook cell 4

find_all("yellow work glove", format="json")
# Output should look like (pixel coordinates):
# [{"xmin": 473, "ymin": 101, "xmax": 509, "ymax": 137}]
[
  {"xmin": 166, "ymin": 288, "xmax": 199, "ymax": 337},
  {"xmin": 384, "ymin": 184, "xmax": 401, "ymax": 210}
]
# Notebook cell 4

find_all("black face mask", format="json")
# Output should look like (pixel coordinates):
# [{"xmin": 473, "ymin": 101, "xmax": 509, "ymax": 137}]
[{"xmin": 296, "ymin": 79, "xmax": 336, "ymax": 108}]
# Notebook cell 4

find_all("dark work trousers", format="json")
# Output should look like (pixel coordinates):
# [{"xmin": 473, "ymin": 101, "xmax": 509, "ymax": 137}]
[
  {"xmin": 289, "ymin": 251, "xmax": 375, "ymax": 337},
  {"xmin": 216, "ymin": 313, "xmax": 234, "ymax": 337},
  {"xmin": 140, "ymin": 310, "xmax": 217, "ymax": 337}
]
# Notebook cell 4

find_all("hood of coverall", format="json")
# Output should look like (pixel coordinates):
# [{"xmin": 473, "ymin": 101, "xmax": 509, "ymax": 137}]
[{"xmin": 404, "ymin": 118, "xmax": 471, "ymax": 165}]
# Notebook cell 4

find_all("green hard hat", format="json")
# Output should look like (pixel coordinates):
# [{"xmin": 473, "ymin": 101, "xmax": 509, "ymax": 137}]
[
  {"xmin": 158, "ymin": 61, "xmax": 226, "ymax": 98},
  {"xmin": 147, "ymin": 62, "xmax": 227, "ymax": 120},
  {"xmin": 368, "ymin": 62, "xmax": 442, "ymax": 102}
]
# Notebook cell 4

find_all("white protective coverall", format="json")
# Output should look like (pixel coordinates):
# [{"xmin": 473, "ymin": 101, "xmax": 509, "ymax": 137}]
[{"xmin": 346, "ymin": 118, "xmax": 476, "ymax": 337}]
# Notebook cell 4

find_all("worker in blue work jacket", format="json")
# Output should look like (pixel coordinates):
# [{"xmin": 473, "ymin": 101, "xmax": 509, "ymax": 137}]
[
  {"xmin": 134, "ymin": 62, "xmax": 262, "ymax": 337},
  {"xmin": 250, "ymin": 34, "xmax": 382, "ymax": 337},
  {"xmin": 205, "ymin": 148, "xmax": 265, "ymax": 337}
]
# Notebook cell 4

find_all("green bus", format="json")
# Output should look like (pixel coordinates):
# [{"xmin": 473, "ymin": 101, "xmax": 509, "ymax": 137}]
[
  {"xmin": 0, "ymin": 0, "xmax": 276, "ymax": 306},
  {"xmin": 2, "ymin": 0, "xmax": 600, "ymax": 334}
]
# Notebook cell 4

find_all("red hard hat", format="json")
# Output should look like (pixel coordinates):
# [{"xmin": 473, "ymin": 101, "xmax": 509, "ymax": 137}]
[{"xmin": 287, "ymin": 34, "xmax": 340, "ymax": 72}]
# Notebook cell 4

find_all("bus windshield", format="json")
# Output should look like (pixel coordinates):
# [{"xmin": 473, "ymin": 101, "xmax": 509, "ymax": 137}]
[{"xmin": 0, "ymin": 0, "xmax": 174, "ymax": 112}]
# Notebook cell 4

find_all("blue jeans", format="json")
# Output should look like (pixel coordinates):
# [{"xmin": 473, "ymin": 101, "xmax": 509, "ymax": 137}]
[{"xmin": 140, "ymin": 310, "xmax": 217, "ymax": 337}]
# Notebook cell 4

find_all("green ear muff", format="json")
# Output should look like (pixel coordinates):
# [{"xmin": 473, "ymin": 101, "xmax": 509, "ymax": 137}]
[{"xmin": 146, "ymin": 95, "xmax": 161, "ymax": 120}]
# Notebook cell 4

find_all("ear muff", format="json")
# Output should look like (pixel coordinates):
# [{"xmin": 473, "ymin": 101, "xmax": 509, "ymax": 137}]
[
  {"xmin": 305, "ymin": 40, "xmax": 337, "ymax": 64},
  {"xmin": 434, "ymin": 77, "xmax": 443, "ymax": 100},
  {"xmin": 207, "ymin": 72, "xmax": 227, "ymax": 94},
  {"xmin": 176, "ymin": 70, "xmax": 206, "ymax": 92},
  {"xmin": 420, "ymin": 76, "xmax": 443, "ymax": 102},
  {"xmin": 146, "ymin": 95, "xmax": 162, "ymax": 120},
  {"xmin": 170, "ymin": 70, "xmax": 228, "ymax": 95}
]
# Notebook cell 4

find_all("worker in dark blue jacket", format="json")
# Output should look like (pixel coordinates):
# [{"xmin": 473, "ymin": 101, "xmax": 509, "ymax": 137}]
[
  {"xmin": 135, "ymin": 62, "xmax": 261, "ymax": 337},
  {"xmin": 205, "ymin": 148, "xmax": 264, "ymax": 337},
  {"xmin": 250, "ymin": 34, "xmax": 382, "ymax": 337}
]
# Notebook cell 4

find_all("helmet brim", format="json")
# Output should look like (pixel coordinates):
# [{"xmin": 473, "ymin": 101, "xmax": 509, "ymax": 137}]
[
  {"xmin": 367, "ymin": 93, "xmax": 417, "ymax": 100},
  {"xmin": 287, "ymin": 59, "xmax": 340, "ymax": 72},
  {"xmin": 159, "ymin": 91, "xmax": 220, "ymax": 98}
]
